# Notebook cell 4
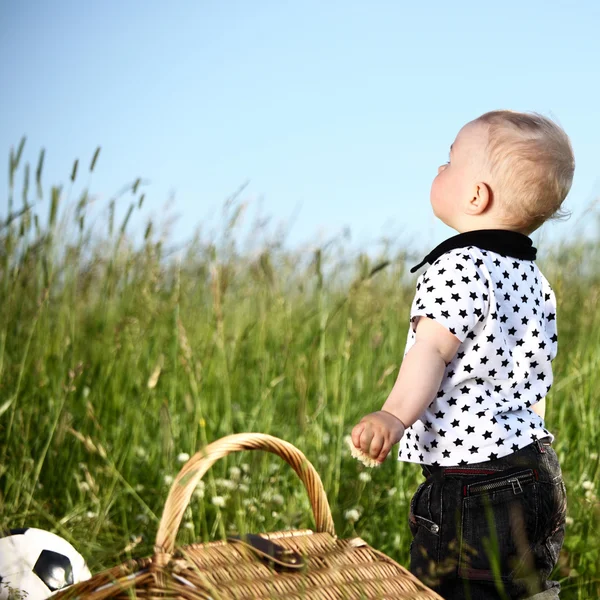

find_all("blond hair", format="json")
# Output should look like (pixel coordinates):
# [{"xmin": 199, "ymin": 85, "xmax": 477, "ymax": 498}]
[{"xmin": 475, "ymin": 110, "xmax": 575, "ymax": 233}]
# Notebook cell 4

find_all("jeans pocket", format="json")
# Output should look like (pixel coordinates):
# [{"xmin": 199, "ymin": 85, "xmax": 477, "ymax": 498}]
[
  {"xmin": 458, "ymin": 468, "xmax": 539, "ymax": 582},
  {"xmin": 409, "ymin": 479, "xmax": 440, "ymax": 536},
  {"xmin": 409, "ymin": 478, "xmax": 442, "ymax": 589},
  {"xmin": 541, "ymin": 480, "xmax": 567, "ymax": 566}
]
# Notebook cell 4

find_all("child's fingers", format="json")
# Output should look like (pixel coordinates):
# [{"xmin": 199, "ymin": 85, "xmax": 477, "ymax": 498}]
[
  {"xmin": 368, "ymin": 433, "xmax": 384, "ymax": 459},
  {"xmin": 351, "ymin": 423, "xmax": 365, "ymax": 449},
  {"xmin": 359, "ymin": 426, "xmax": 374, "ymax": 455},
  {"xmin": 377, "ymin": 442, "xmax": 392, "ymax": 463}
]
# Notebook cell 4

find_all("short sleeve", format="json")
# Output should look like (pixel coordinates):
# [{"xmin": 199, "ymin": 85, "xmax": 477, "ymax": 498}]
[
  {"xmin": 541, "ymin": 275, "xmax": 558, "ymax": 361},
  {"xmin": 410, "ymin": 250, "xmax": 490, "ymax": 343}
]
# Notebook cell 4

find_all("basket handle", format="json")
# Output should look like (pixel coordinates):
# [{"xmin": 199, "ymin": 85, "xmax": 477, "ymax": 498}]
[{"xmin": 154, "ymin": 433, "xmax": 335, "ymax": 556}]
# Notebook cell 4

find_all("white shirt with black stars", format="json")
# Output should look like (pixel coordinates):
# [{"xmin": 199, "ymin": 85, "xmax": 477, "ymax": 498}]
[{"xmin": 397, "ymin": 246, "xmax": 557, "ymax": 466}]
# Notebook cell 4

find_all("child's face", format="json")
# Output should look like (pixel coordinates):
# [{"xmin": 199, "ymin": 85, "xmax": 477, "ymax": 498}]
[{"xmin": 430, "ymin": 121, "xmax": 490, "ymax": 230}]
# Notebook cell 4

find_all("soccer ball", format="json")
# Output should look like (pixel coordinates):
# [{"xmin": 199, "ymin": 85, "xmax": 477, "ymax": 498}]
[{"xmin": 0, "ymin": 528, "xmax": 91, "ymax": 599}]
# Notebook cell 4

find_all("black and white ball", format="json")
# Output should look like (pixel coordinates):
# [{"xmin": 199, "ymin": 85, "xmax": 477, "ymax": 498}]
[{"xmin": 0, "ymin": 528, "xmax": 91, "ymax": 599}]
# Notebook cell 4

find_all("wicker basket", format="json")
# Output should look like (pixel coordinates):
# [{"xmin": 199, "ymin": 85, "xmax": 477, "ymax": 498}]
[{"xmin": 54, "ymin": 433, "xmax": 442, "ymax": 599}]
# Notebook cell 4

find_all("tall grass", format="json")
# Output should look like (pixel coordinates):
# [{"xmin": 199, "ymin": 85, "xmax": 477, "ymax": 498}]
[{"xmin": 0, "ymin": 141, "xmax": 598, "ymax": 598}]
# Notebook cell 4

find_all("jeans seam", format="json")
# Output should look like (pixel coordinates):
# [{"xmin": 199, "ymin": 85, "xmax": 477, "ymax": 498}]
[{"xmin": 437, "ymin": 478, "xmax": 443, "ymax": 565}]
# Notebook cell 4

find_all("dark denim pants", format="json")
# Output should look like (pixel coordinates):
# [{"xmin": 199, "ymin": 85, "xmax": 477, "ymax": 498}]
[{"xmin": 409, "ymin": 438, "xmax": 567, "ymax": 600}]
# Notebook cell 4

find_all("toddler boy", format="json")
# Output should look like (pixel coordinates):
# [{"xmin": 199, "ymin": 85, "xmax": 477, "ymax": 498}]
[{"xmin": 351, "ymin": 110, "xmax": 573, "ymax": 599}]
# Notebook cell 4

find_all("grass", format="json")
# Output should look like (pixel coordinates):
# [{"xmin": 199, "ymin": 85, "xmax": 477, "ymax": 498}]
[{"xmin": 0, "ymin": 140, "xmax": 599, "ymax": 598}]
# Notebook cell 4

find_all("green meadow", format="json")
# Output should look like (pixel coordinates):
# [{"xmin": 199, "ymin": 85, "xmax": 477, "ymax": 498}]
[{"xmin": 1, "ymin": 142, "xmax": 599, "ymax": 598}]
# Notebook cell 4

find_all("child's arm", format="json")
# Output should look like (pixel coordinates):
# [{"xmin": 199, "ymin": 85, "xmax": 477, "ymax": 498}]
[
  {"xmin": 351, "ymin": 317, "xmax": 460, "ymax": 462},
  {"xmin": 531, "ymin": 397, "xmax": 546, "ymax": 419},
  {"xmin": 380, "ymin": 316, "xmax": 460, "ymax": 425}
]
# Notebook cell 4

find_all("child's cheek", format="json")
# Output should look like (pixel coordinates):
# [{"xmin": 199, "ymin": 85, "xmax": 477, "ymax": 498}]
[{"xmin": 430, "ymin": 174, "xmax": 444, "ymax": 211}]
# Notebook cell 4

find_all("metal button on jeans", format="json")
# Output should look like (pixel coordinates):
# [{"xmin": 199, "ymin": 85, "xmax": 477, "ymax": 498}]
[{"xmin": 430, "ymin": 524, "xmax": 439, "ymax": 533}]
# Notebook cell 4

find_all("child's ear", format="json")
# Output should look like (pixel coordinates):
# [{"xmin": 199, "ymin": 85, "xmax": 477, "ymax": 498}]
[{"xmin": 466, "ymin": 182, "xmax": 491, "ymax": 215}]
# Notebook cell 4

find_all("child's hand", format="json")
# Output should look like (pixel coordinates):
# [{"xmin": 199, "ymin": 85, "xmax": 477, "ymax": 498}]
[{"xmin": 351, "ymin": 411, "xmax": 406, "ymax": 463}]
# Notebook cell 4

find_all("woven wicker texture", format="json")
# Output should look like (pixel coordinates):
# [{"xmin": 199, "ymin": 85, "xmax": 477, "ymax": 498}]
[{"xmin": 54, "ymin": 433, "xmax": 443, "ymax": 599}]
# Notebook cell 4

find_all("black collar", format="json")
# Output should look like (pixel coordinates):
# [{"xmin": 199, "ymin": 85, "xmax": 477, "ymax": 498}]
[{"xmin": 410, "ymin": 229, "xmax": 537, "ymax": 273}]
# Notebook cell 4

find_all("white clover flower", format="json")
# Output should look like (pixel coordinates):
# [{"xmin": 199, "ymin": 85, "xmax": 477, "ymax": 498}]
[
  {"xmin": 268, "ymin": 463, "xmax": 280, "ymax": 474},
  {"xmin": 582, "ymin": 481, "xmax": 594, "ymax": 491},
  {"xmin": 211, "ymin": 495, "xmax": 226, "ymax": 507},
  {"xmin": 85, "ymin": 511, "xmax": 97, "ymax": 519},
  {"xmin": 238, "ymin": 483, "xmax": 250, "ymax": 493},
  {"xmin": 387, "ymin": 487, "xmax": 397, "ymax": 497},
  {"xmin": 229, "ymin": 466, "xmax": 242, "ymax": 480},
  {"xmin": 215, "ymin": 478, "xmax": 237, "ymax": 491},
  {"xmin": 177, "ymin": 452, "xmax": 190, "ymax": 463},
  {"xmin": 344, "ymin": 509, "xmax": 360, "ymax": 523},
  {"xmin": 584, "ymin": 489, "xmax": 596, "ymax": 501},
  {"xmin": 135, "ymin": 447, "xmax": 147, "ymax": 459},
  {"xmin": 78, "ymin": 481, "xmax": 90, "ymax": 492},
  {"xmin": 590, "ymin": 452, "xmax": 598, "ymax": 461},
  {"xmin": 241, "ymin": 463, "xmax": 250, "ymax": 473},
  {"xmin": 135, "ymin": 484, "xmax": 145, "ymax": 492},
  {"xmin": 271, "ymin": 493, "xmax": 284, "ymax": 506},
  {"xmin": 183, "ymin": 521, "xmax": 194, "ymax": 530},
  {"xmin": 318, "ymin": 454, "xmax": 328, "ymax": 464},
  {"xmin": 322, "ymin": 432, "xmax": 330, "ymax": 445},
  {"xmin": 163, "ymin": 474, "xmax": 174, "ymax": 486},
  {"xmin": 135, "ymin": 514, "xmax": 149, "ymax": 524},
  {"xmin": 359, "ymin": 472, "xmax": 371, "ymax": 483},
  {"xmin": 82, "ymin": 386, "xmax": 90, "ymax": 398},
  {"xmin": 565, "ymin": 516, "xmax": 574, "ymax": 526},
  {"xmin": 271, "ymin": 511, "xmax": 279, "ymax": 519}
]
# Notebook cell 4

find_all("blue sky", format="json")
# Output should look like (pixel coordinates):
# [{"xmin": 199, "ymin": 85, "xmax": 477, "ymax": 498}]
[{"xmin": 1, "ymin": 1, "xmax": 599, "ymax": 253}]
